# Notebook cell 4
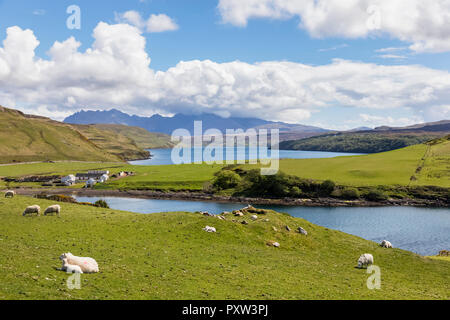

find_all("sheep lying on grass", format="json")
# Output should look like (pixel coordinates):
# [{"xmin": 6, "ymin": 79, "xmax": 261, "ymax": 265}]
[
  {"xmin": 59, "ymin": 253, "xmax": 99, "ymax": 273},
  {"xmin": 5, "ymin": 190, "xmax": 15, "ymax": 198},
  {"xmin": 380, "ymin": 240, "xmax": 393, "ymax": 248},
  {"xmin": 44, "ymin": 205, "xmax": 61, "ymax": 216},
  {"xmin": 61, "ymin": 258, "xmax": 83, "ymax": 274},
  {"xmin": 22, "ymin": 205, "xmax": 41, "ymax": 216},
  {"xmin": 357, "ymin": 254, "xmax": 374, "ymax": 269}
]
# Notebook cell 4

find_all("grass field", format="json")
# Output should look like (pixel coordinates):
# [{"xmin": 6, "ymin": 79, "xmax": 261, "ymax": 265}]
[
  {"xmin": 1, "ymin": 137, "xmax": 448, "ymax": 191},
  {"xmin": 0, "ymin": 194, "xmax": 448, "ymax": 300}
]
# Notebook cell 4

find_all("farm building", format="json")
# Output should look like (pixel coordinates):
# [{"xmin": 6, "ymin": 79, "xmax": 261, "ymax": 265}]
[{"xmin": 61, "ymin": 175, "xmax": 76, "ymax": 186}]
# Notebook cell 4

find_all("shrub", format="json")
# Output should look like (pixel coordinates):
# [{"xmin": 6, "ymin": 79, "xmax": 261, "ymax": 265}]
[
  {"xmin": 213, "ymin": 170, "xmax": 242, "ymax": 190},
  {"xmin": 94, "ymin": 200, "xmax": 109, "ymax": 208},
  {"xmin": 319, "ymin": 180, "xmax": 336, "ymax": 196},
  {"xmin": 365, "ymin": 189, "xmax": 388, "ymax": 201},
  {"xmin": 341, "ymin": 188, "xmax": 360, "ymax": 200},
  {"xmin": 35, "ymin": 194, "xmax": 77, "ymax": 203},
  {"xmin": 290, "ymin": 186, "xmax": 303, "ymax": 197}
]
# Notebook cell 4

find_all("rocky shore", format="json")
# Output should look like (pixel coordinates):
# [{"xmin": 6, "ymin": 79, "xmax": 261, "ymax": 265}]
[{"xmin": 10, "ymin": 188, "xmax": 449, "ymax": 208}]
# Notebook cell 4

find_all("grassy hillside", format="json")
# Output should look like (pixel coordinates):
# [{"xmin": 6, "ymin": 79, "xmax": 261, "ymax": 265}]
[
  {"xmin": 0, "ymin": 106, "xmax": 123, "ymax": 164},
  {"xmin": 91, "ymin": 124, "xmax": 174, "ymax": 149},
  {"xmin": 72, "ymin": 124, "xmax": 151, "ymax": 161},
  {"xmin": 0, "ymin": 194, "xmax": 448, "ymax": 300},
  {"xmin": 276, "ymin": 136, "xmax": 450, "ymax": 188},
  {"xmin": 280, "ymin": 132, "xmax": 444, "ymax": 153}
]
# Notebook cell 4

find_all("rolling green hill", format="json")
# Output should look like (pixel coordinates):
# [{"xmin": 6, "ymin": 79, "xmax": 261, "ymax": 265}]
[
  {"xmin": 276, "ymin": 136, "xmax": 450, "ymax": 188},
  {"xmin": 0, "ymin": 194, "xmax": 448, "ymax": 300},
  {"xmin": 279, "ymin": 132, "xmax": 445, "ymax": 154},
  {"xmin": 71, "ymin": 124, "xmax": 152, "ymax": 161},
  {"xmin": 89, "ymin": 124, "xmax": 174, "ymax": 150},
  {"xmin": 0, "ymin": 106, "xmax": 123, "ymax": 164}
]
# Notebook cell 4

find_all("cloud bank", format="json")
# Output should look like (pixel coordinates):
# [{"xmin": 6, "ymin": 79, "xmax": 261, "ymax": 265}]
[
  {"xmin": 0, "ymin": 22, "xmax": 449, "ymax": 124},
  {"xmin": 218, "ymin": 0, "xmax": 450, "ymax": 53}
]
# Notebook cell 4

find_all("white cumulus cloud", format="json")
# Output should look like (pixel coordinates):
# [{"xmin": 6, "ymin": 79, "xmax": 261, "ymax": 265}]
[
  {"xmin": 0, "ymin": 22, "xmax": 449, "ymax": 125},
  {"xmin": 115, "ymin": 11, "xmax": 179, "ymax": 33},
  {"xmin": 218, "ymin": 0, "xmax": 450, "ymax": 53}
]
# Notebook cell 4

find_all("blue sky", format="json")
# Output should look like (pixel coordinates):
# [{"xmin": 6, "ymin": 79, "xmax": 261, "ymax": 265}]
[{"xmin": 0, "ymin": 0, "xmax": 449, "ymax": 129}]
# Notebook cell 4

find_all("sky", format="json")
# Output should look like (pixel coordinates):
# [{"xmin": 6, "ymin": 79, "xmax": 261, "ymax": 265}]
[{"xmin": 0, "ymin": 0, "xmax": 450, "ymax": 130}]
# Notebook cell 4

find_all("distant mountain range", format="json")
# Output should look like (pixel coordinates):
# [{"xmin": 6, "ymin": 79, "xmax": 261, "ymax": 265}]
[{"xmin": 63, "ymin": 109, "xmax": 329, "ymax": 138}]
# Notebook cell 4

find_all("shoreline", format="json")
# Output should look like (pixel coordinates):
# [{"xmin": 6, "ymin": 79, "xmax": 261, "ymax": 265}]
[{"xmin": 8, "ymin": 188, "xmax": 449, "ymax": 208}]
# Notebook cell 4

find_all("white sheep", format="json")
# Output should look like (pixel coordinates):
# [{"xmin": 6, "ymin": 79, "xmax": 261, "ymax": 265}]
[
  {"xmin": 357, "ymin": 253, "xmax": 374, "ymax": 269},
  {"xmin": 44, "ymin": 205, "xmax": 61, "ymax": 216},
  {"xmin": 59, "ymin": 253, "xmax": 99, "ymax": 273},
  {"xmin": 297, "ymin": 227, "xmax": 308, "ymax": 235},
  {"xmin": 203, "ymin": 226, "xmax": 217, "ymax": 233},
  {"xmin": 61, "ymin": 258, "xmax": 83, "ymax": 274},
  {"xmin": 380, "ymin": 240, "xmax": 393, "ymax": 248},
  {"xmin": 22, "ymin": 205, "xmax": 41, "ymax": 216},
  {"xmin": 250, "ymin": 215, "xmax": 258, "ymax": 221},
  {"xmin": 5, "ymin": 190, "xmax": 15, "ymax": 198}
]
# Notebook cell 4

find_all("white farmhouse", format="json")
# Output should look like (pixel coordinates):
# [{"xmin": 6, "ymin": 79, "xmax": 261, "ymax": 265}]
[
  {"xmin": 86, "ymin": 178, "xmax": 96, "ymax": 188},
  {"xmin": 99, "ymin": 174, "xmax": 109, "ymax": 183},
  {"xmin": 61, "ymin": 174, "xmax": 76, "ymax": 186}
]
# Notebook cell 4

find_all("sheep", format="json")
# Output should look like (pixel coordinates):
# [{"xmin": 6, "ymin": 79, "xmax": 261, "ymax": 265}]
[
  {"xmin": 234, "ymin": 211, "xmax": 244, "ymax": 217},
  {"xmin": 380, "ymin": 240, "xmax": 393, "ymax": 248},
  {"xmin": 297, "ymin": 227, "xmax": 308, "ymax": 235},
  {"xmin": 250, "ymin": 215, "xmax": 258, "ymax": 221},
  {"xmin": 59, "ymin": 253, "xmax": 99, "ymax": 273},
  {"xmin": 203, "ymin": 226, "xmax": 216, "ymax": 233},
  {"xmin": 44, "ymin": 205, "xmax": 61, "ymax": 216},
  {"xmin": 5, "ymin": 190, "xmax": 15, "ymax": 198},
  {"xmin": 357, "ymin": 254, "xmax": 374, "ymax": 269},
  {"xmin": 267, "ymin": 241, "xmax": 280, "ymax": 248},
  {"xmin": 61, "ymin": 258, "xmax": 83, "ymax": 274},
  {"xmin": 22, "ymin": 205, "xmax": 41, "ymax": 216}
]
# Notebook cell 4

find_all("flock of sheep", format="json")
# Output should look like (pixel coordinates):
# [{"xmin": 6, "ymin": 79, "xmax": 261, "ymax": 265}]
[
  {"xmin": 201, "ymin": 204, "xmax": 394, "ymax": 269},
  {"xmin": 5, "ymin": 190, "xmax": 393, "ymax": 276},
  {"xmin": 5, "ymin": 190, "xmax": 99, "ymax": 274}
]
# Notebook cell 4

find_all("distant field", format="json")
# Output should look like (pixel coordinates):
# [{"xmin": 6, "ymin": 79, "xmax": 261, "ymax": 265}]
[
  {"xmin": 1, "ymin": 137, "xmax": 448, "ymax": 190},
  {"xmin": 0, "ymin": 194, "xmax": 448, "ymax": 300},
  {"xmin": 94, "ymin": 163, "xmax": 224, "ymax": 191},
  {"xmin": 275, "ymin": 144, "xmax": 428, "ymax": 187}
]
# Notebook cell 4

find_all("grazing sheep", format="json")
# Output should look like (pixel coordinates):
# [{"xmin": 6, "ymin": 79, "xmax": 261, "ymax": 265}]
[
  {"xmin": 297, "ymin": 227, "xmax": 308, "ymax": 235},
  {"xmin": 22, "ymin": 205, "xmax": 41, "ymax": 216},
  {"xmin": 61, "ymin": 258, "xmax": 83, "ymax": 274},
  {"xmin": 5, "ymin": 190, "xmax": 15, "ymax": 198},
  {"xmin": 59, "ymin": 253, "xmax": 99, "ymax": 273},
  {"xmin": 44, "ymin": 205, "xmax": 61, "ymax": 216},
  {"xmin": 203, "ymin": 226, "xmax": 216, "ymax": 233},
  {"xmin": 267, "ymin": 241, "xmax": 280, "ymax": 248},
  {"xmin": 380, "ymin": 240, "xmax": 393, "ymax": 248},
  {"xmin": 357, "ymin": 254, "xmax": 374, "ymax": 269},
  {"xmin": 234, "ymin": 211, "xmax": 244, "ymax": 217}
]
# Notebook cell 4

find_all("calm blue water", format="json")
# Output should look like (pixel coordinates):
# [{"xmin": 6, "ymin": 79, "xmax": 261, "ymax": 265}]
[
  {"xmin": 75, "ymin": 196, "xmax": 450, "ymax": 256},
  {"xmin": 130, "ymin": 148, "xmax": 363, "ymax": 166}
]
